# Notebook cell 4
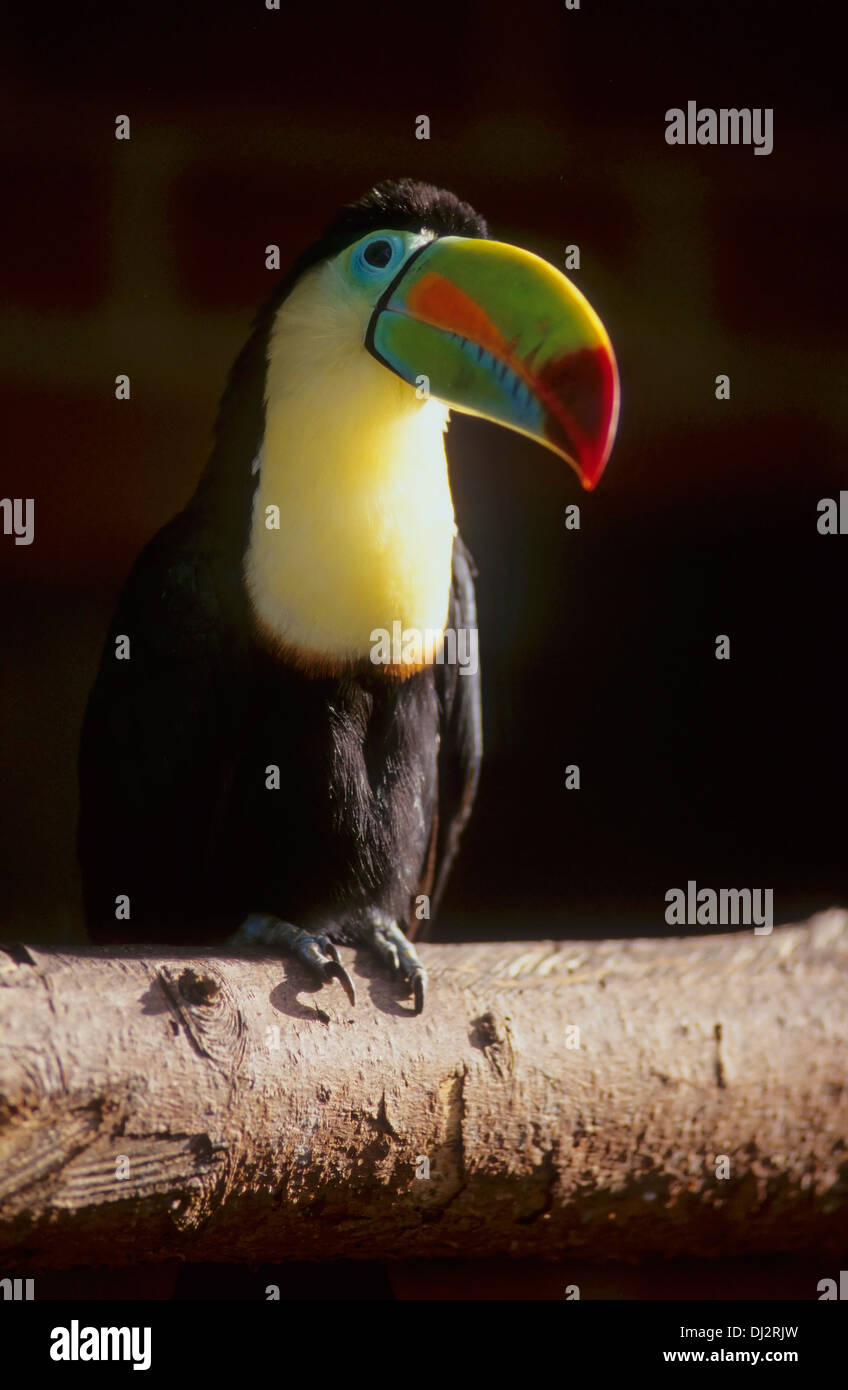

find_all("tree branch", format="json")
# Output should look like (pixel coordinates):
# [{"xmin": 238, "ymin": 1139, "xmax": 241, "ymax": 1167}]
[{"xmin": 1, "ymin": 910, "xmax": 847, "ymax": 1269}]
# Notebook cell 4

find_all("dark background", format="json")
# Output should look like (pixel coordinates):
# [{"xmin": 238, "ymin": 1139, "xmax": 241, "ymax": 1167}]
[
  {"xmin": 0, "ymin": 0, "xmax": 845, "ymax": 1298},
  {"xmin": 1, "ymin": 0, "xmax": 844, "ymax": 945}
]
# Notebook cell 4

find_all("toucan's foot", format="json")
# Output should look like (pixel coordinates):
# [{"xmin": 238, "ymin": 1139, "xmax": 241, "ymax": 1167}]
[
  {"xmin": 232, "ymin": 915, "xmax": 356, "ymax": 1006},
  {"xmin": 361, "ymin": 914, "xmax": 426, "ymax": 1015}
]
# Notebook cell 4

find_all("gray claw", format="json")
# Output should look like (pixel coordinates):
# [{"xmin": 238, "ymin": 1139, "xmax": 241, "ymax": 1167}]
[
  {"xmin": 411, "ymin": 970, "xmax": 425, "ymax": 1015},
  {"xmin": 233, "ymin": 917, "xmax": 356, "ymax": 1006},
  {"xmin": 321, "ymin": 942, "xmax": 356, "ymax": 1006},
  {"xmin": 369, "ymin": 918, "xmax": 427, "ymax": 1013}
]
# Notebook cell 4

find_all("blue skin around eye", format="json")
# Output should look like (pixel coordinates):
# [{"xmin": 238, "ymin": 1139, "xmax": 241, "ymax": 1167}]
[{"xmin": 351, "ymin": 234, "xmax": 405, "ymax": 283}]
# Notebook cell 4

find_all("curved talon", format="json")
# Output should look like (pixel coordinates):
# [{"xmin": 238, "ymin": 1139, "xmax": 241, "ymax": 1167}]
[
  {"xmin": 350, "ymin": 916, "xmax": 426, "ymax": 1012},
  {"xmin": 233, "ymin": 918, "xmax": 357, "ymax": 1007},
  {"xmin": 411, "ymin": 971, "xmax": 426, "ymax": 1015},
  {"xmin": 324, "ymin": 958, "xmax": 356, "ymax": 1006}
]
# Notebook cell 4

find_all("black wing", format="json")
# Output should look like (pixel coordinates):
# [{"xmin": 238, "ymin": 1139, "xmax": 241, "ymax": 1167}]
[
  {"xmin": 78, "ymin": 505, "xmax": 248, "ymax": 942},
  {"xmin": 421, "ymin": 534, "xmax": 483, "ymax": 930}
]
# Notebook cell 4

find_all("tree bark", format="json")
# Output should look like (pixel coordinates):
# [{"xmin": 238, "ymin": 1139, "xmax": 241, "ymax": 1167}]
[{"xmin": 1, "ymin": 910, "xmax": 847, "ymax": 1270}]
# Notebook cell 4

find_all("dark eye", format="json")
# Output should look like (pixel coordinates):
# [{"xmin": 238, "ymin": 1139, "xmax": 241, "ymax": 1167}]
[
  {"xmin": 351, "ymin": 232, "xmax": 404, "ymax": 281},
  {"xmin": 363, "ymin": 238, "xmax": 394, "ymax": 268}
]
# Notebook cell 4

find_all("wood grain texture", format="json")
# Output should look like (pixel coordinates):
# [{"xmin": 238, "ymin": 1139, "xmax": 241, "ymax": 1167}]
[{"xmin": 1, "ymin": 911, "xmax": 847, "ymax": 1269}]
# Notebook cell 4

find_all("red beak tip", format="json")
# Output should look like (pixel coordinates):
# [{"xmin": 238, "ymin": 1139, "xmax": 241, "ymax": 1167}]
[{"xmin": 579, "ymin": 454, "xmax": 607, "ymax": 491}]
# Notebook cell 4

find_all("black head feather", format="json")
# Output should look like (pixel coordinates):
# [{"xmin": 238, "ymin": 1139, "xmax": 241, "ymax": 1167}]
[{"xmin": 297, "ymin": 178, "xmax": 488, "ymax": 271}]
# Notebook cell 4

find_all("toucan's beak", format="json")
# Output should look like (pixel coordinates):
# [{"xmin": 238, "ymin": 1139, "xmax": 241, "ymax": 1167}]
[{"xmin": 366, "ymin": 236, "xmax": 619, "ymax": 490}]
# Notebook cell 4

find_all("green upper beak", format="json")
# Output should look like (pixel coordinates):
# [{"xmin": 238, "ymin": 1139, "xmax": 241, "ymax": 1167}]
[{"xmin": 366, "ymin": 235, "xmax": 619, "ymax": 490}]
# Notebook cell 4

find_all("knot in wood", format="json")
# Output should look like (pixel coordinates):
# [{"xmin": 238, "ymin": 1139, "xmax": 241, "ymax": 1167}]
[{"xmin": 177, "ymin": 969, "xmax": 221, "ymax": 1005}]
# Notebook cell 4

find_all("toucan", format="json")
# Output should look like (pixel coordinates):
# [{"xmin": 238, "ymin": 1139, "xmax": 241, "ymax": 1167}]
[{"xmin": 79, "ymin": 179, "xmax": 618, "ymax": 1013}]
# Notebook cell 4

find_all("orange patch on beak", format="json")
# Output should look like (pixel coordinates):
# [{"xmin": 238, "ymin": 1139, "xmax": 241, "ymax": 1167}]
[{"xmin": 405, "ymin": 273, "xmax": 510, "ymax": 359}]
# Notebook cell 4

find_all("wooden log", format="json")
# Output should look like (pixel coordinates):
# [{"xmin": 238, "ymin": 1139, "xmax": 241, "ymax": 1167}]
[{"xmin": 1, "ymin": 910, "xmax": 847, "ymax": 1270}]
